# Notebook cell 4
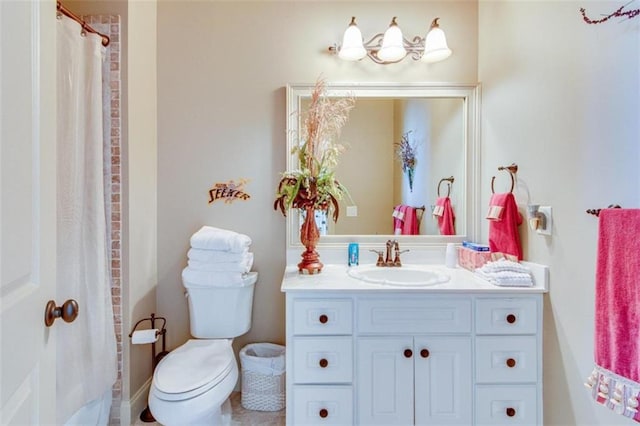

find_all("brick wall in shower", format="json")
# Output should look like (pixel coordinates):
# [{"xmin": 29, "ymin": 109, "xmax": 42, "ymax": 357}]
[{"xmin": 85, "ymin": 14, "xmax": 122, "ymax": 425}]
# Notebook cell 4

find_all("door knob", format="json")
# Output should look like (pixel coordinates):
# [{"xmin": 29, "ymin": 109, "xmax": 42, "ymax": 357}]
[
  {"xmin": 44, "ymin": 299, "xmax": 79, "ymax": 327},
  {"xmin": 420, "ymin": 349, "xmax": 430, "ymax": 358},
  {"xmin": 404, "ymin": 349, "xmax": 413, "ymax": 358}
]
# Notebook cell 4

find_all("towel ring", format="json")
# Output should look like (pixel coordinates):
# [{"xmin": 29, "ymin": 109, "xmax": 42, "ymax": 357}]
[
  {"xmin": 437, "ymin": 176, "xmax": 455, "ymax": 197},
  {"xmin": 491, "ymin": 164, "xmax": 517, "ymax": 194}
]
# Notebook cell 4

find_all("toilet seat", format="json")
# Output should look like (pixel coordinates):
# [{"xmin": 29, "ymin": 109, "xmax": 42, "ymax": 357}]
[{"xmin": 152, "ymin": 339, "xmax": 234, "ymax": 401}]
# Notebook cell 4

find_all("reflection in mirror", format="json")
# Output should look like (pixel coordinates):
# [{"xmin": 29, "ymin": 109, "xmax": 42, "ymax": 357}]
[{"xmin": 286, "ymin": 83, "xmax": 480, "ymax": 250}]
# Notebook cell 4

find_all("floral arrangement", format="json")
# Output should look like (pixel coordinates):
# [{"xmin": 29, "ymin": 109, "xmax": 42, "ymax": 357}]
[
  {"xmin": 274, "ymin": 77, "xmax": 355, "ymax": 222},
  {"xmin": 395, "ymin": 130, "xmax": 418, "ymax": 192}
]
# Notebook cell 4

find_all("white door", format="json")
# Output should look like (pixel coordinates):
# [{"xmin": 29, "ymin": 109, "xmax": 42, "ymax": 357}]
[
  {"xmin": 414, "ymin": 336, "xmax": 472, "ymax": 426},
  {"xmin": 1, "ymin": 0, "xmax": 58, "ymax": 424},
  {"xmin": 357, "ymin": 336, "xmax": 414, "ymax": 425}
]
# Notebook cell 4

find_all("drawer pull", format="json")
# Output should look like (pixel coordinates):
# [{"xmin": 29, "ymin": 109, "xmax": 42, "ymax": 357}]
[
  {"xmin": 506, "ymin": 358, "xmax": 517, "ymax": 368},
  {"xmin": 319, "ymin": 408, "xmax": 329, "ymax": 418},
  {"xmin": 319, "ymin": 358, "xmax": 329, "ymax": 368},
  {"xmin": 420, "ymin": 349, "xmax": 430, "ymax": 358},
  {"xmin": 506, "ymin": 407, "xmax": 516, "ymax": 417},
  {"xmin": 319, "ymin": 314, "xmax": 328, "ymax": 324},
  {"xmin": 506, "ymin": 313, "xmax": 517, "ymax": 324},
  {"xmin": 404, "ymin": 349, "xmax": 413, "ymax": 358}
]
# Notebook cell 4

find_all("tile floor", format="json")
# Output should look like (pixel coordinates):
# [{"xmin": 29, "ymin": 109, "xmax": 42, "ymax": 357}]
[{"xmin": 133, "ymin": 392, "xmax": 285, "ymax": 426}]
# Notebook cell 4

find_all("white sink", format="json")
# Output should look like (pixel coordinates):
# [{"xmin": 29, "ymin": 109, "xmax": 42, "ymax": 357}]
[{"xmin": 347, "ymin": 265, "xmax": 451, "ymax": 287}]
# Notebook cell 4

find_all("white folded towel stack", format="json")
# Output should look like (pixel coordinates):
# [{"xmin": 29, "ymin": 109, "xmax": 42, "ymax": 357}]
[
  {"xmin": 190, "ymin": 226, "xmax": 252, "ymax": 253},
  {"xmin": 475, "ymin": 259, "xmax": 534, "ymax": 287},
  {"xmin": 183, "ymin": 226, "xmax": 254, "ymax": 287}
]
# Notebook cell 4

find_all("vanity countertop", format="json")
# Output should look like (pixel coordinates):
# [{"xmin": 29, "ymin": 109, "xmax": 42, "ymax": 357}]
[{"xmin": 280, "ymin": 262, "xmax": 548, "ymax": 293}]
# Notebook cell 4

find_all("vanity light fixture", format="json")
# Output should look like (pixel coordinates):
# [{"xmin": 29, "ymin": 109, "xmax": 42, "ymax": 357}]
[{"xmin": 329, "ymin": 16, "xmax": 452, "ymax": 64}]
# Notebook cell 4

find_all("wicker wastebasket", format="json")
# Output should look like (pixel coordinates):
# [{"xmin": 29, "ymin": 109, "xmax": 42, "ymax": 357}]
[{"xmin": 239, "ymin": 343, "xmax": 286, "ymax": 411}]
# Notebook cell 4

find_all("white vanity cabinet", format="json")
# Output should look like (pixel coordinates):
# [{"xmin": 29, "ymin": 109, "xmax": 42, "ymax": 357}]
[{"xmin": 282, "ymin": 265, "xmax": 547, "ymax": 426}]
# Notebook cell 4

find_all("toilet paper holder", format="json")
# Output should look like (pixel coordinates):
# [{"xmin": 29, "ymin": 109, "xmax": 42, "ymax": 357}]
[
  {"xmin": 129, "ymin": 313, "xmax": 168, "ymax": 367},
  {"xmin": 129, "ymin": 313, "xmax": 168, "ymax": 423}
]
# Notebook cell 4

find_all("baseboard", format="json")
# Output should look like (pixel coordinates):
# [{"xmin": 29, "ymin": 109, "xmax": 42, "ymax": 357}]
[{"xmin": 120, "ymin": 377, "xmax": 152, "ymax": 425}]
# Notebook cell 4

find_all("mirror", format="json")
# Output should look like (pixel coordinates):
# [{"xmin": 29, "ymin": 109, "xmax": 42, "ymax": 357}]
[{"xmin": 286, "ymin": 83, "xmax": 481, "ymax": 249}]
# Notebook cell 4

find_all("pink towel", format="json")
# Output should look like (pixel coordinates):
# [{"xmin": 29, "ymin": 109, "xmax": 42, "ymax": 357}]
[
  {"xmin": 393, "ymin": 205, "xmax": 407, "ymax": 235},
  {"xmin": 487, "ymin": 193, "xmax": 523, "ymax": 260},
  {"xmin": 392, "ymin": 205, "xmax": 419, "ymax": 235},
  {"xmin": 585, "ymin": 209, "xmax": 640, "ymax": 422},
  {"xmin": 434, "ymin": 197, "xmax": 456, "ymax": 235},
  {"xmin": 402, "ymin": 206, "xmax": 419, "ymax": 235}
]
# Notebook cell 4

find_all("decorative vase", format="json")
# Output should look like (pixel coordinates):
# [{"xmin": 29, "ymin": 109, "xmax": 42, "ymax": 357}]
[
  {"xmin": 407, "ymin": 167, "xmax": 415, "ymax": 192},
  {"xmin": 298, "ymin": 206, "xmax": 323, "ymax": 274}
]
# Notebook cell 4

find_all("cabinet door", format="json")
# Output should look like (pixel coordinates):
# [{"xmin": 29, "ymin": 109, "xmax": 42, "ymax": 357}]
[
  {"xmin": 414, "ymin": 336, "xmax": 472, "ymax": 426},
  {"xmin": 357, "ymin": 336, "xmax": 414, "ymax": 425}
]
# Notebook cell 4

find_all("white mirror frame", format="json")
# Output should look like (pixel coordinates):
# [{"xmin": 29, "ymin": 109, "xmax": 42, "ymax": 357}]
[{"xmin": 285, "ymin": 82, "xmax": 481, "ymax": 254}]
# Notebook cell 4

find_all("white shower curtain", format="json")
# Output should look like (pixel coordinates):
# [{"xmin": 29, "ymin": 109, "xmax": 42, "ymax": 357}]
[{"xmin": 56, "ymin": 15, "xmax": 117, "ymax": 425}]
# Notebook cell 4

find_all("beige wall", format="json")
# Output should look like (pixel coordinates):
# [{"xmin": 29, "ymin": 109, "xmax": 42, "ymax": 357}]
[
  {"xmin": 156, "ymin": 0, "xmax": 477, "ymax": 360},
  {"xmin": 478, "ymin": 1, "xmax": 639, "ymax": 425},
  {"xmin": 126, "ymin": 1, "xmax": 158, "ymax": 423},
  {"xmin": 334, "ymin": 99, "xmax": 395, "ymax": 235}
]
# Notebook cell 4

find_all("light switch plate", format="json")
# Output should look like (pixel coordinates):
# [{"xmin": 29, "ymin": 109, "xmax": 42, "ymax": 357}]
[
  {"xmin": 537, "ymin": 206, "xmax": 552, "ymax": 235},
  {"xmin": 346, "ymin": 206, "xmax": 358, "ymax": 217}
]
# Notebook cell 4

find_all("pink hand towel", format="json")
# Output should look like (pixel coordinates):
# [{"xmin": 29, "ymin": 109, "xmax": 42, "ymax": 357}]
[
  {"xmin": 402, "ymin": 206, "xmax": 420, "ymax": 235},
  {"xmin": 435, "ymin": 197, "xmax": 456, "ymax": 235},
  {"xmin": 392, "ymin": 205, "xmax": 407, "ymax": 235},
  {"xmin": 585, "ymin": 209, "xmax": 640, "ymax": 422},
  {"xmin": 487, "ymin": 192, "xmax": 523, "ymax": 260}
]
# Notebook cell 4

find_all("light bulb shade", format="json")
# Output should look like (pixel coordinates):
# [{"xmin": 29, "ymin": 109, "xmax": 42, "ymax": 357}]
[
  {"xmin": 377, "ymin": 19, "xmax": 406, "ymax": 62},
  {"xmin": 339, "ymin": 20, "xmax": 366, "ymax": 61},
  {"xmin": 422, "ymin": 26, "xmax": 452, "ymax": 63}
]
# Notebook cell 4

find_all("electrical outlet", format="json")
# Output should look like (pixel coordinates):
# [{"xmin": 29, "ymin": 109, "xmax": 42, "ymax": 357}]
[
  {"xmin": 346, "ymin": 206, "xmax": 358, "ymax": 217},
  {"xmin": 537, "ymin": 206, "xmax": 552, "ymax": 236}
]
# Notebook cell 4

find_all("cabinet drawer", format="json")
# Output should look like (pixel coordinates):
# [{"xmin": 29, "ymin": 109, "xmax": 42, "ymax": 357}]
[
  {"xmin": 358, "ymin": 297, "xmax": 471, "ymax": 334},
  {"xmin": 292, "ymin": 299, "xmax": 353, "ymax": 335},
  {"xmin": 475, "ymin": 385, "xmax": 538, "ymax": 425},
  {"xmin": 476, "ymin": 336, "xmax": 538, "ymax": 383},
  {"xmin": 293, "ymin": 336, "xmax": 352, "ymax": 384},
  {"xmin": 476, "ymin": 298, "xmax": 538, "ymax": 335},
  {"xmin": 292, "ymin": 385, "xmax": 353, "ymax": 425}
]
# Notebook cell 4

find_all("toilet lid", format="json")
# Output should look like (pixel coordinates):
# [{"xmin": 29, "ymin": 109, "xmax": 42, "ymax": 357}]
[{"xmin": 154, "ymin": 339, "xmax": 234, "ymax": 395}]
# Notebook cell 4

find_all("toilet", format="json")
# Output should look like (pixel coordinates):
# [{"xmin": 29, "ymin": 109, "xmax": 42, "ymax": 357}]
[{"xmin": 148, "ymin": 272, "xmax": 258, "ymax": 425}]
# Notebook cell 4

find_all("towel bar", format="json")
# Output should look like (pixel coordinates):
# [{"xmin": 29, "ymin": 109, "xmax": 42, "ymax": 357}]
[{"xmin": 586, "ymin": 204, "xmax": 621, "ymax": 217}]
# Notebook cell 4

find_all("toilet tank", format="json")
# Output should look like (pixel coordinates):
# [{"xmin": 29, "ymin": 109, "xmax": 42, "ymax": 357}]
[{"xmin": 184, "ymin": 272, "xmax": 257, "ymax": 338}]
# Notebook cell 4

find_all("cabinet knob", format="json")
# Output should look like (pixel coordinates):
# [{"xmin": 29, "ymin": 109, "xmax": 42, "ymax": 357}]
[
  {"xmin": 404, "ymin": 349, "xmax": 413, "ymax": 358},
  {"xmin": 319, "ymin": 358, "xmax": 329, "ymax": 368},
  {"xmin": 420, "ymin": 349, "xmax": 430, "ymax": 358},
  {"xmin": 506, "ymin": 407, "xmax": 516, "ymax": 417},
  {"xmin": 319, "ymin": 314, "xmax": 328, "ymax": 324},
  {"xmin": 506, "ymin": 358, "xmax": 517, "ymax": 368},
  {"xmin": 319, "ymin": 408, "xmax": 329, "ymax": 418},
  {"xmin": 506, "ymin": 313, "xmax": 517, "ymax": 324}
]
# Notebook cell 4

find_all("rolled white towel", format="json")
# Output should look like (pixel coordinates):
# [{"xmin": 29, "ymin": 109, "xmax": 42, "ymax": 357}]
[
  {"xmin": 190, "ymin": 226, "xmax": 251, "ymax": 253},
  {"xmin": 188, "ymin": 247, "xmax": 249, "ymax": 263},
  {"xmin": 188, "ymin": 253, "xmax": 254, "ymax": 273},
  {"xmin": 182, "ymin": 267, "xmax": 248, "ymax": 287}
]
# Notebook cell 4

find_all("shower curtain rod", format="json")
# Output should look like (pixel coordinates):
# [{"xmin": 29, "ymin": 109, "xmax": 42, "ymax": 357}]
[{"xmin": 56, "ymin": 1, "xmax": 110, "ymax": 47}]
